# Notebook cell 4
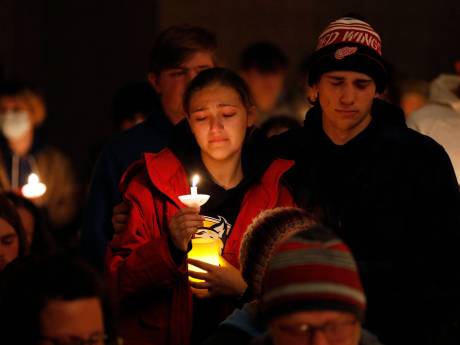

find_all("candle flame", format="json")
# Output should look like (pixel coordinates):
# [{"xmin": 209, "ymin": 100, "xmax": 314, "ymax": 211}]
[
  {"xmin": 28, "ymin": 173, "xmax": 39, "ymax": 184},
  {"xmin": 192, "ymin": 174, "xmax": 199, "ymax": 187}
]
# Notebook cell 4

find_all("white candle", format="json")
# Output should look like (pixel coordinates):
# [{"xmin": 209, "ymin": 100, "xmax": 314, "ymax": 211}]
[
  {"xmin": 191, "ymin": 174, "xmax": 199, "ymax": 196},
  {"xmin": 178, "ymin": 174, "xmax": 209, "ymax": 207}
]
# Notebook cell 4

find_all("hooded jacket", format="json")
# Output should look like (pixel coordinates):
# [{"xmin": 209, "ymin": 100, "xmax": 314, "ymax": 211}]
[
  {"xmin": 106, "ymin": 141, "xmax": 295, "ymax": 345},
  {"xmin": 271, "ymin": 98, "xmax": 460, "ymax": 345}
]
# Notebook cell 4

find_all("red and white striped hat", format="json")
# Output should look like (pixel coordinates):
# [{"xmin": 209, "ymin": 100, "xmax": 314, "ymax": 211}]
[
  {"xmin": 260, "ymin": 225, "xmax": 366, "ymax": 321},
  {"xmin": 316, "ymin": 17, "xmax": 382, "ymax": 56},
  {"xmin": 308, "ymin": 17, "xmax": 388, "ymax": 93}
]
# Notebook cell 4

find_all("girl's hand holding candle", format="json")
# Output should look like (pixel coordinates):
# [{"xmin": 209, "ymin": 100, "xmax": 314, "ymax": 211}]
[
  {"xmin": 177, "ymin": 174, "xmax": 225, "ymax": 286},
  {"xmin": 168, "ymin": 207, "xmax": 204, "ymax": 252},
  {"xmin": 188, "ymin": 257, "xmax": 247, "ymax": 299}
]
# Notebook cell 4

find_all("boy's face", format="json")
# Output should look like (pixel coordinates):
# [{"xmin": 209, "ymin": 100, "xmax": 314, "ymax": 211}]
[
  {"xmin": 148, "ymin": 51, "xmax": 215, "ymax": 124},
  {"xmin": 313, "ymin": 70, "xmax": 377, "ymax": 145}
]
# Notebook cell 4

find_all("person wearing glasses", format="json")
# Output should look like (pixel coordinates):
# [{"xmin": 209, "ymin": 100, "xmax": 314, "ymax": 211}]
[
  {"xmin": 258, "ymin": 222, "xmax": 376, "ymax": 345},
  {"xmin": 203, "ymin": 207, "xmax": 382, "ymax": 345}
]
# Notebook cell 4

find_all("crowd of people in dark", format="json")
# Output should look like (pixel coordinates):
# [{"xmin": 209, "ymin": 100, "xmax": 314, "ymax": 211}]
[{"xmin": 0, "ymin": 14, "xmax": 460, "ymax": 345}]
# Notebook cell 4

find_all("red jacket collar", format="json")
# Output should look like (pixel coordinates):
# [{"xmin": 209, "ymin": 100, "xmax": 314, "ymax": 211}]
[{"xmin": 122, "ymin": 148, "xmax": 294, "ymax": 208}]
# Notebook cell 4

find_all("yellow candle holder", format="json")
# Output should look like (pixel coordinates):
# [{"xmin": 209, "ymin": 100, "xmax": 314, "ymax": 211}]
[{"xmin": 188, "ymin": 237, "xmax": 221, "ymax": 282}]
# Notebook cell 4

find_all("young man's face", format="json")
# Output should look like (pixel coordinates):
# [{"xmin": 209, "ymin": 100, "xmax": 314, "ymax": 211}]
[
  {"xmin": 149, "ymin": 51, "xmax": 215, "ymax": 125},
  {"xmin": 313, "ymin": 71, "xmax": 377, "ymax": 145}
]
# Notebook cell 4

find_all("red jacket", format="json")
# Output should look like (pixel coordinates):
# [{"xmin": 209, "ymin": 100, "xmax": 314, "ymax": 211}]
[{"xmin": 106, "ymin": 149, "xmax": 295, "ymax": 345}]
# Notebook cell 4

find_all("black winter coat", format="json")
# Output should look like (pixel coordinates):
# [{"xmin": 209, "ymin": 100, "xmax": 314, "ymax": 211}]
[{"xmin": 271, "ymin": 99, "xmax": 460, "ymax": 345}]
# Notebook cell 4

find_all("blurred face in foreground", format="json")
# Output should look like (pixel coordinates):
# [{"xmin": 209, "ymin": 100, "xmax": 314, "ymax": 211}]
[
  {"xmin": 39, "ymin": 297, "xmax": 105, "ymax": 345},
  {"xmin": 269, "ymin": 310, "xmax": 361, "ymax": 345}
]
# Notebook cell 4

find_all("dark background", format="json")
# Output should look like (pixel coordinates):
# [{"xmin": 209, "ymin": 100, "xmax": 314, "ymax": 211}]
[{"xmin": 1, "ymin": 0, "xmax": 459, "ymax": 185}]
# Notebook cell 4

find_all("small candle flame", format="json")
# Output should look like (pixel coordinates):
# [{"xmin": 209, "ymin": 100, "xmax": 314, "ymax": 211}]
[
  {"xmin": 192, "ymin": 175, "xmax": 199, "ymax": 187},
  {"xmin": 28, "ymin": 173, "xmax": 39, "ymax": 184}
]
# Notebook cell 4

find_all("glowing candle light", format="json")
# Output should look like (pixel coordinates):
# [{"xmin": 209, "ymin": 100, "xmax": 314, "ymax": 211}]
[
  {"xmin": 178, "ymin": 174, "xmax": 209, "ymax": 207},
  {"xmin": 21, "ymin": 173, "xmax": 46, "ymax": 198},
  {"xmin": 188, "ymin": 237, "xmax": 221, "ymax": 282},
  {"xmin": 191, "ymin": 174, "xmax": 199, "ymax": 196}
]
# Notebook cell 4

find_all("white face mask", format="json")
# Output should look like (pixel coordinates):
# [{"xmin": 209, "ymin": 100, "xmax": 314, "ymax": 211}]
[{"xmin": 0, "ymin": 110, "xmax": 32, "ymax": 140}]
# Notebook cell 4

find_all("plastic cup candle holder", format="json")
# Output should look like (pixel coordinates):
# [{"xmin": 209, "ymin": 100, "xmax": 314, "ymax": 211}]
[{"xmin": 188, "ymin": 237, "xmax": 221, "ymax": 282}]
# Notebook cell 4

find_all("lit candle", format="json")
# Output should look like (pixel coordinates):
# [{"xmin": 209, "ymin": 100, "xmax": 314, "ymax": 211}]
[
  {"xmin": 21, "ymin": 173, "xmax": 47, "ymax": 199},
  {"xmin": 178, "ymin": 174, "xmax": 209, "ymax": 207},
  {"xmin": 191, "ymin": 174, "xmax": 199, "ymax": 196}
]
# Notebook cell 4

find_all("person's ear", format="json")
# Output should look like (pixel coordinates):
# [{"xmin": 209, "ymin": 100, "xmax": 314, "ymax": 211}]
[
  {"xmin": 308, "ymin": 85, "xmax": 319, "ymax": 104},
  {"xmin": 148, "ymin": 72, "xmax": 161, "ymax": 93},
  {"xmin": 307, "ymin": 85, "xmax": 318, "ymax": 104},
  {"xmin": 247, "ymin": 105, "xmax": 257, "ymax": 127}
]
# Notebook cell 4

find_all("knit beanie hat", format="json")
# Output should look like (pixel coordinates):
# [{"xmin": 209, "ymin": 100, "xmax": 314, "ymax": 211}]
[
  {"xmin": 307, "ymin": 17, "xmax": 388, "ymax": 93},
  {"xmin": 260, "ymin": 225, "xmax": 366, "ymax": 322},
  {"xmin": 240, "ymin": 207, "xmax": 317, "ymax": 298}
]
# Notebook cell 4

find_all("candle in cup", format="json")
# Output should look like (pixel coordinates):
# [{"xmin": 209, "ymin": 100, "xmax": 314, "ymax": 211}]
[{"xmin": 188, "ymin": 237, "xmax": 221, "ymax": 282}]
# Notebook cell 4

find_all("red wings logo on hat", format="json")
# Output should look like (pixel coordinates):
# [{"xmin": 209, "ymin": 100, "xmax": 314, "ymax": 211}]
[{"xmin": 334, "ymin": 46, "xmax": 358, "ymax": 60}]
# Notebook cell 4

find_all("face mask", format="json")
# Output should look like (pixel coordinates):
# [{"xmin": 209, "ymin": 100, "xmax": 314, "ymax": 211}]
[{"xmin": 0, "ymin": 111, "xmax": 32, "ymax": 139}]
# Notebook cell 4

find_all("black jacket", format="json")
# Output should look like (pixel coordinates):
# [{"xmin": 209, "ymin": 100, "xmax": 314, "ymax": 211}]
[{"xmin": 271, "ymin": 99, "xmax": 460, "ymax": 345}]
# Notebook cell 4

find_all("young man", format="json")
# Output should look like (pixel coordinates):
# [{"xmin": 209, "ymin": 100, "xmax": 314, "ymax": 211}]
[
  {"xmin": 272, "ymin": 17, "xmax": 460, "ymax": 345},
  {"xmin": 81, "ymin": 25, "xmax": 217, "ymax": 270}
]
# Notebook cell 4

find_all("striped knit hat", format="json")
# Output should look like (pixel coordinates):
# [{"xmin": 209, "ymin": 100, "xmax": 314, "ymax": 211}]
[
  {"xmin": 260, "ymin": 225, "xmax": 366, "ymax": 321},
  {"xmin": 240, "ymin": 207, "xmax": 318, "ymax": 298},
  {"xmin": 307, "ymin": 17, "xmax": 388, "ymax": 93}
]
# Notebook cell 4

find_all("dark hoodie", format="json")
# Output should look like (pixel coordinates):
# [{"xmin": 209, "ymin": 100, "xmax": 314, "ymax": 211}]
[{"xmin": 270, "ymin": 99, "xmax": 460, "ymax": 345}]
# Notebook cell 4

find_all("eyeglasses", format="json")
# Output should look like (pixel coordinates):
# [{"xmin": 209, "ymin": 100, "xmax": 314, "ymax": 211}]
[
  {"xmin": 39, "ymin": 333, "xmax": 108, "ymax": 345},
  {"xmin": 274, "ymin": 318, "xmax": 359, "ymax": 344}
]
